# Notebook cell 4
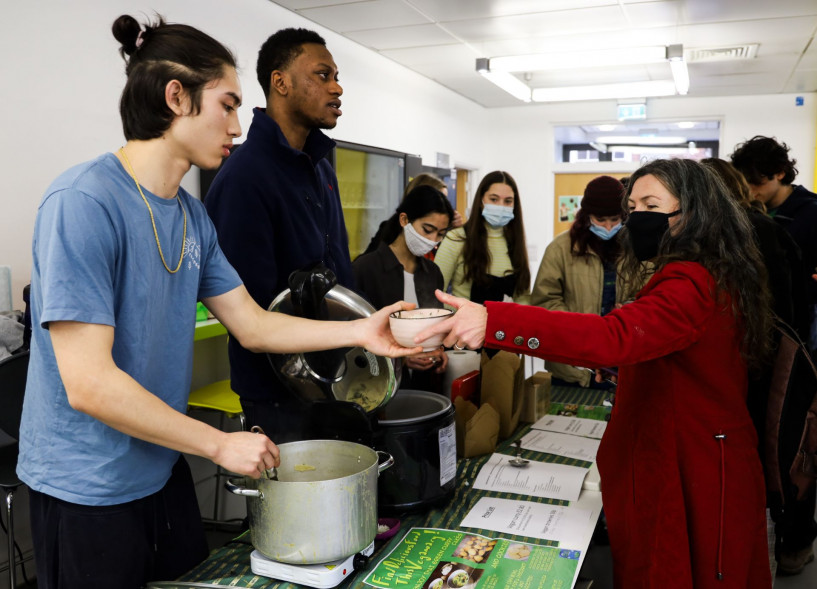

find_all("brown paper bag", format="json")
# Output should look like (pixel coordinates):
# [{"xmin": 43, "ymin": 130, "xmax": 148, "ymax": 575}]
[
  {"xmin": 453, "ymin": 396, "xmax": 500, "ymax": 458},
  {"xmin": 520, "ymin": 372, "xmax": 552, "ymax": 423},
  {"xmin": 479, "ymin": 350, "xmax": 525, "ymax": 439}
]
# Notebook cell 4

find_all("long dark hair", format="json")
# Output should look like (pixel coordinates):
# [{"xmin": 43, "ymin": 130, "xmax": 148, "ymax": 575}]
[
  {"xmin": 458, "ymin": 171, "xmax": 530, "ymax": 295},
  {"xmin": 569, "ymin": 208, "xmax": 622, "ymax": 264},
  {"xmin": 112, "ymin": 14, "xmax": 237, "ymax": 141},
  {"xmin": 380, "ymin": 185, "xmax": 453, "ymax": 245},
  {"xmin": 701, "ymin": 157, "xmax": 766, "ymax": 213},
  {"xmin": 618, "ymin": 158, "xmax": 772, "ymax": 367}
]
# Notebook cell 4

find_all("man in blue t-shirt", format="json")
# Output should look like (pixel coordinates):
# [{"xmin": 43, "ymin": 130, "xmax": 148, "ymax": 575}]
[
  {"xmin": 205, "ymin": 28, "xmax": 354, "ymax": 443},
  {"xmin": 20, "ymin": 16, "xmax": 415, "ymax": 588}
]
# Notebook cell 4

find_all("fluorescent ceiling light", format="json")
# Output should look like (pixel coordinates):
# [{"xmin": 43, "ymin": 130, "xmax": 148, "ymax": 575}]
[
  {"xmin": 667, "ymin": 44, "xmax": 689, "ymax": 95},
  {"xmin": 479, "ymin": 71, "xmax": 532, "ymax": 102},
  {"xmin": 489, "ymin": 46, "xmax": 667, "ymax": 72},
  {"xmin": 596, "ymin": 135, "xmax": 688, "ymax": 145},
  {"xmin": 597, "ymin": 124, "xmax": 617, "ymax": 131},
  {"xmin": 669, "ymin": 59, "xmax": 689, "ymax": 94},
  {"xmin": 677, "ymin": 121, "xmax": 696, "ymax": 129},
  {"xmin": 532, "ymin": 80, "xmax": 675, "ymax": 102},
  {"xmin": 477, "ymin": 43, "xmax": 688, "ymax": 103}
]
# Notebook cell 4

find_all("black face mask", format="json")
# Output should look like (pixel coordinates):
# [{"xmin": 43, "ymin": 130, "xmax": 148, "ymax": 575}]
[{"xmin": 625, "ymin": 210, "xmax": 681, "ymax": 261}]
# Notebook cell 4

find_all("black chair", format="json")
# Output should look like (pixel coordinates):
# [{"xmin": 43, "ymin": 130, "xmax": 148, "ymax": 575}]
[{"xmin": 0, "ymin": 351, "xmax": 30, "ymax": 588}]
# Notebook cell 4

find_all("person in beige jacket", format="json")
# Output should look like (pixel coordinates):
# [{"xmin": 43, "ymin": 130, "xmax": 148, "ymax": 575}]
[{"xmin": 531, "ymin": 175, "xmax": 629, "ymax": 387}]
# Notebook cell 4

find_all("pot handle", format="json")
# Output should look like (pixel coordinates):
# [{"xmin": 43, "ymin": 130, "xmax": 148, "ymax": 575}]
[
  {"xmin": 225, "ymin": 477, "xmax": 264, "ymax": 499},
  {"xmin": 376, "ymin": 451, "xmax": 394, "ymax": 475}
]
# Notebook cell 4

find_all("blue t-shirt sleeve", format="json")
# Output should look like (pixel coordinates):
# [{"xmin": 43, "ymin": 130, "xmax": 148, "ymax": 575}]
[
  {"xmin": 35, "ymin": 189, "xmax": 117, "ymax": 328},
  {"xmin": 192, "ymin": 199, "xmax": 243, "ymax": 299}
]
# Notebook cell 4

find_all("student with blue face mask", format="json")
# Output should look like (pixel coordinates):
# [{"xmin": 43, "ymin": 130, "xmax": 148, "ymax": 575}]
[
  {"xmin": 531, "ymin": 175, "xmax": 634, "ymax": 388},
  {"xmin": 434, "ymin": 171, "xmax": 531, "ymax": 306}
]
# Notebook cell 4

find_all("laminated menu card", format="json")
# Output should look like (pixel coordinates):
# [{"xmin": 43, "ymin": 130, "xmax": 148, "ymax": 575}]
[
  {"xmin": 520, "ymin": 429, "xmax": 601, "ymax": 462},
  {"xmin": 531, "ymin": 414, "xmax": 607, "ymax": 439},
  {"xmin": 363, "ymin": 527, "xmax": 581, "ymax": 589},
  {"xmin": 472, "ymin": 453, "xmax": 589, "ymax": 502}
]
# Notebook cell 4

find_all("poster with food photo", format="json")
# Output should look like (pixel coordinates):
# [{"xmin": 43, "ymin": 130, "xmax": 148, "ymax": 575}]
[{"xmin": 363, "ymin": 527, "xmax": 580, "ymax": 589}]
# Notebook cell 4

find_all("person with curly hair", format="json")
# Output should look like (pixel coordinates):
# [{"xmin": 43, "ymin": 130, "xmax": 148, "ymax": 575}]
[{"xmin": 730, "ymin": 136, "xmax": 817, "ymax": 575}]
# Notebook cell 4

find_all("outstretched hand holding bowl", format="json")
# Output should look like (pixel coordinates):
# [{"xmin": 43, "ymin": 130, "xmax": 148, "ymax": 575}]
[{"xmin": 414, "ymin": 290, "xmax": 488, "ymax": 351}]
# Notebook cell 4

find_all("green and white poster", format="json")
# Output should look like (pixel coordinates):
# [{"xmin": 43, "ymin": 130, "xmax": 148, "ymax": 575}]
[{"xmin": 363, "ymin": 528, "xmax": 580, "ymax": 589}]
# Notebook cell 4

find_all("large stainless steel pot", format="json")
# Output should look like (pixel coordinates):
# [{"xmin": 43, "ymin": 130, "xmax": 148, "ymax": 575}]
[{"xmin": 226, "ymin": 439, "xmax": 394, "ymax": 564}]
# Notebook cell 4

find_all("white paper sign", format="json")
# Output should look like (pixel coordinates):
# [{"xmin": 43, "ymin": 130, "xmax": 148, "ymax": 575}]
[
  {"xmin": 473, "ymin": 453, "xmax": 589, "ymax": 502},
  {"xmin": 520, "ymin": 429, "xmax": 601, "ymax": 462},
  {"xmin": 438, "ymin": 422, "xmax": 457, "ymax": 486},
  {"xmin": 461, "ymin": 497, "xmax": 593, "ymax": 548},
  {"xmin": 530, "ymin": 414, "xmax": 607, "ymax": 439}
]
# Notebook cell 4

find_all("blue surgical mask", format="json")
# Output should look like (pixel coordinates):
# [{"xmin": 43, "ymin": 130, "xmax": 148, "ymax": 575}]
[
  {"xmin": 589, "ymin": 222, "xmax": 622, "ymax": 241},
  {"xmin": 482, "ymin": 204, "xmax": 514, "ymax": 228}
]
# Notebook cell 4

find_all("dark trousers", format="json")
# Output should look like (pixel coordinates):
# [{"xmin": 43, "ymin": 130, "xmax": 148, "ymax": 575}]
[
  {"xmin": 29, "ymin": 456, "xmax": 208, "ymax": 589},
  {"xmin": 777, "ymin": 483, "xmax": 817, "ymax": 554}
]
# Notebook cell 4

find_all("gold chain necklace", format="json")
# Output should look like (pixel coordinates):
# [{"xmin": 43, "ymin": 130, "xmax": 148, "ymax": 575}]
[{"xmin": 119, "ymin": 147, "xmax": 187, "ymax": 274}]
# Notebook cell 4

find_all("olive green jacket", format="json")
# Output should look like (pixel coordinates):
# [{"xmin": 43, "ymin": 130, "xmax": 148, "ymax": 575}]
[{"xmin": 530, "ymin": 230, "xmax": 629, "ymax": 386}]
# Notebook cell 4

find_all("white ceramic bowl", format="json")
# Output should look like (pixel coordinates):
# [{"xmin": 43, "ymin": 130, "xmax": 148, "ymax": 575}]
[{"xmin": 389, "ymin": 308, "xmax": 454, "ymax": 351}]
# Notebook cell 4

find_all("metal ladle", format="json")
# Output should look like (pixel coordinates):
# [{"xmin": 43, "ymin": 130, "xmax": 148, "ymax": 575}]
[
  {"xmin": 508, "ymin": 439, "xmax": 530, "ymax": 468},
  {"xmin": 250, "ymin": 425, "xmax": 279, "ymax": 481}
]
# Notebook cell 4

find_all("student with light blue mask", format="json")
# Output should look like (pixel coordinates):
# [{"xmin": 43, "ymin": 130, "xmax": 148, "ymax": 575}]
[
  {"xmin": 531, "ymin": 175, "xmax": 636, "ymax": 388},
  {"xmin": 434, "ymin": 171, "xmax": 530, "ymax": 305}
]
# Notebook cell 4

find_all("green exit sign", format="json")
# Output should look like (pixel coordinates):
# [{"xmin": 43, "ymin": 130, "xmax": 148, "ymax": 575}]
[{"xmin": 617, "ymin": 103, "xmax": 647, "ymax": 120}]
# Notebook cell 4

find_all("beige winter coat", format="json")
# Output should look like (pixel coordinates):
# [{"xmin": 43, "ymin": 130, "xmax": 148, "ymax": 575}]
[{"xmin": 530, "ymin": 230, "xmax": 629, "ymax": 386}]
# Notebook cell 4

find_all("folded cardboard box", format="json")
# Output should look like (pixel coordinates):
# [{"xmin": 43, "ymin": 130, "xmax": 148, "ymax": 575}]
[{"xmin": 520, "ymin": 371, "xmax": 551, "ymax": 423}]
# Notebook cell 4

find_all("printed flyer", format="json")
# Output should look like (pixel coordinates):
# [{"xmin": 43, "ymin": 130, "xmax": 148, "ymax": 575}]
[{"xmin": 363, "ymin": 527, "xmax": 580, "ymax": 589}]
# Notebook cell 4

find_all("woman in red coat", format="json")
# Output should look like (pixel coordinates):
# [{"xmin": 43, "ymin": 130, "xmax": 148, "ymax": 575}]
[{"xmin": 422, "ymin": 158, "xmax": 774, "ymax": 588}]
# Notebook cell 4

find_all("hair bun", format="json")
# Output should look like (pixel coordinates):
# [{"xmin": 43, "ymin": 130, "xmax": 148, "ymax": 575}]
[{"xmin": 112, "ymin": 14, "xmax": 143, "ymax": 57}]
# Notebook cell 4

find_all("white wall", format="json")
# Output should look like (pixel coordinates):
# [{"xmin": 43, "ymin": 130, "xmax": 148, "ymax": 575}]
[{"xmin": 1, "ymin": 0, "xmax": 816, "ymax": 310}]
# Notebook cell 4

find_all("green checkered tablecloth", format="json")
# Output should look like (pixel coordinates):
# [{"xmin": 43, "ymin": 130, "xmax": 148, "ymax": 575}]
[{"xmin": 150, "ymin": 385, "xmax": 605, "ymax": 588}]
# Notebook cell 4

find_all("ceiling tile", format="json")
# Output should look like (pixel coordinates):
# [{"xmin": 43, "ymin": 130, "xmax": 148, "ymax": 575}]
[
  {"xmin": 405, "ymin": 0, "xmax": 618, "ymax": 22},
  {"xmin": 621, "ymin": 1, "xmax": 683, "ymax": 28},
  {"xmin": 298, "ymin": 0, "xmax": 430, "ymax": 32},
  {"xmin": 444, "ymin": 5, "xmax": 627, "ymax": 44},
  {"xmin": 345, "ymin": 23, "xmax": 460, "ymax": 50},
  {"xmin": 783, "ymin": 70, "xmax": 817, "ymax": 93},
  {"xmin": 679, "ymin": 0, "xmax": 817, "ymax": 23},
  {"xmin": 477, "ymin": 28, "xmax": 673, "ymax": 56},
  {"xmin": 271, "ymin": 0, "xmax": 361, "ymax": 9},
  {"xmin": 674, "ymin": 17, "xmax": 817, "ymax": 48}
]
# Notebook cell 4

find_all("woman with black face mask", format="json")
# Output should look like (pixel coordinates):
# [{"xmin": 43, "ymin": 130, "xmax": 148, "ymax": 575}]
[{"xmin": 416, "ymin": 158, "xmax": 774, "ymax": 589}]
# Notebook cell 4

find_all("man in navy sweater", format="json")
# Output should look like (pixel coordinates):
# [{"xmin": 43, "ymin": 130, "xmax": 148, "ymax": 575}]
[
  {"xmin": 731, "ymin": 135, "xmax": 817, "ymax": 576},
  {"xmin": 205, "ymin": 28, "xmax": 353, "ymax": 443}
]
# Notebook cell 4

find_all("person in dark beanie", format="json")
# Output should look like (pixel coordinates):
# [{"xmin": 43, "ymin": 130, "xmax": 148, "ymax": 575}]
[{"xmin": 531, "ymin": 175, "xmax": 634, "ymax": 388}]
